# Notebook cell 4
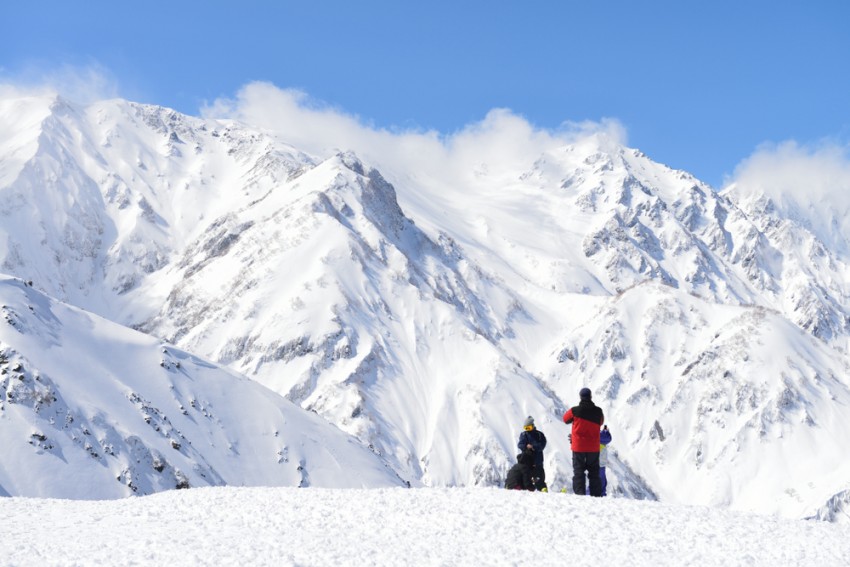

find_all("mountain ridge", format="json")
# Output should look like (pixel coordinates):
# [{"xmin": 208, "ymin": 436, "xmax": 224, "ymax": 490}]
[
  {"xmin": 1, "ymin": 93, "xmax": 848, "ymax": 520},
  {"xmin": 0, "ymin": 275, "xmax": 407, "ymax": 498}
]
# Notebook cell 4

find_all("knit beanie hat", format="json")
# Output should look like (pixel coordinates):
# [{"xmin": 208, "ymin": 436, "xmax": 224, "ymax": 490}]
[
  {"xmin": 579, "ymin": 387, "xmax": 592, "ymax": 400},
  {"xmin": 523, "ymin": 416, "xmax": 534, "ymax": 427}
]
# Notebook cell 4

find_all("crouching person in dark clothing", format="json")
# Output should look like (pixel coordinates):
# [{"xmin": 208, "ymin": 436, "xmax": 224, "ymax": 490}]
[
  {"xmin": 563, "ymin": 388, "xmax": 604, "ymax": 496},
  {"xmin": 517, "ymin": 416, "xmax": 548, "ymax": 491},
  {"xmin": 505, "ymin": 448, "xmax": 535, "ymax": 490}
]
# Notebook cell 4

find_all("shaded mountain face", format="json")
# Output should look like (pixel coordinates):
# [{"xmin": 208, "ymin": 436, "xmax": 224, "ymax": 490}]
[{"xmin": 1, "ymin": 94, "xmax": 849, "ymax": 518}]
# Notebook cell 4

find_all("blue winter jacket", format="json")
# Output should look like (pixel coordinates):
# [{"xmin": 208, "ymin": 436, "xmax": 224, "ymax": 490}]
[
  {"xmin": 600, "ymin": 428, "xmax": 612, "ymax": 446},
  {"xmin": 517, "ymin": 429, "xmax": 546, "ymax": 466}
]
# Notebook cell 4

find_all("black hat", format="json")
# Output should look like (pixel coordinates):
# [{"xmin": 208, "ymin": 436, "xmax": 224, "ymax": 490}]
[{"xmin": 579, "ymin": 387, "xmax": 592, "ymax": 400}]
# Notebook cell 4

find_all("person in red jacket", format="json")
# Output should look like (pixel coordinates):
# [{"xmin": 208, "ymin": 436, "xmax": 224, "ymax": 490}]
[{"xmin": 563, "ymin": 387, "xmax": 605, "ymax": 496}]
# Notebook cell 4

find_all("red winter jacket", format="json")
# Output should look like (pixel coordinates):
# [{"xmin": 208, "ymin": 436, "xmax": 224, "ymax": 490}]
[{"xmin": 563, "ymin": 400, "xmax": 604, "ymax": 452}]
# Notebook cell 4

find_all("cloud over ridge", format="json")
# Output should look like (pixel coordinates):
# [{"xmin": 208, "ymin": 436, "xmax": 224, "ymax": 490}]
[
  {"xmin": 727, "ymin": 140, "xmax": 850, "ymax": 249},
  {"xmin": 202, "ymin": 81, "xmax": 628, "ymax": 187}
]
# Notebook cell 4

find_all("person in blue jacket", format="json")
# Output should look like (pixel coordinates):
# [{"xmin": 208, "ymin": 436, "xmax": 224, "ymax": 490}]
[
  {"xmin": 517, "ymin": 416, "xmax": 548, "ymax": 491},
  {"xmin": 599, "ymin": 425, "xmax": 612, "ymax": 496}
]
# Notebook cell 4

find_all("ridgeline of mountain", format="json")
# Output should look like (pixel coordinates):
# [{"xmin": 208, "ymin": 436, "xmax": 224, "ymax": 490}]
[{"xmin": 1, "ymin": 94, "xmax": 848, "ymax": 520}]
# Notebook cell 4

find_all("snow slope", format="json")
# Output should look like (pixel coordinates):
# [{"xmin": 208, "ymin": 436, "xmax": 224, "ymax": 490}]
[
  {"xmin": 550, "ymin": 281, "xmax": 850, "ymax": 518},
  {"xmin": 0, "ymin": 275, "xmax": 405, "ymax": 498},
  {"xmin": 2, "ymin": 487, "xmax": 849, "ymax": 567}
]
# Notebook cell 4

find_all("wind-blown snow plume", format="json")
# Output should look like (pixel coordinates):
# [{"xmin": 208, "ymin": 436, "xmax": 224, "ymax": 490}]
[
  {"xmin": 0, "ymin": 63, "xmax": 122, "ymax": 105},
  {"xmin": 725, "ymin": 140, "xmax": 850, "ymax": 253},
  {"xmin": 202, "ymin": 81, "xmax": 628, "ymax": 190}
]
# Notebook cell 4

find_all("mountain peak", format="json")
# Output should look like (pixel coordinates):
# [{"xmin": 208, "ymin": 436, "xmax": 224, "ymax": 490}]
[{"xmin": 1, "ymin": 94, "xmax": 849, "ymax": 520}]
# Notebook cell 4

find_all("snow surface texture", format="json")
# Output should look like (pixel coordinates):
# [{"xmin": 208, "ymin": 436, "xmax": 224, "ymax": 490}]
[
  {"xmin": 2, "ymin": 487, "xmax": 850, "ymax": 567},
  {"xmin": 2, "ymin": 93, "xmax": 850, "ymax": 522},
  {"xmin": 0, "ymin": 276, "xmax": 405, "ymax": 497}
]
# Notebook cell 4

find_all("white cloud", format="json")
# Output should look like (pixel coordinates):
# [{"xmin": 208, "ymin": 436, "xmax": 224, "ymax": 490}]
[
  {"xmin": 0, "ymin": 63, "xmax": 121, "ymax": 104},
  {"xmin": 727, "ymin": 140, "xmax": 850, "ymax": 248},
  {"xmin": 202, "ymin": 81, "xmax": 627, "ymax": 189},
  {"xmin": 729, "ymin": 141, "xmax": 850, "ymax": 204}
]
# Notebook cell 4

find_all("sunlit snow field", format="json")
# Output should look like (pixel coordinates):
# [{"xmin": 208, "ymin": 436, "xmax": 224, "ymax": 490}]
[{"xmin": 3, "ymin": 487, "xmax": 849, "ymax": 566}]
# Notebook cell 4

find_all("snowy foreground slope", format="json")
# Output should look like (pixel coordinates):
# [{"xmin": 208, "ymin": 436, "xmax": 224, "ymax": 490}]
[
  {"xmin": 0, "ymin": 275, "xmax": 404, "ymax": 498},
  {"xmin": 3, "ymin": 93, "xmax": 850, "ymax": 520},
  {"xmin": 3, "ymin": 487, "xmax": 850, "ymax": 567}
]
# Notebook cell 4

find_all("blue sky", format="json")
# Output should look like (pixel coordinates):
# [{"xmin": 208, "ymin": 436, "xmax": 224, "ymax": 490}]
[{"xmin": 2, "ymin": 1, "xmax": 849, "ymax": 187}]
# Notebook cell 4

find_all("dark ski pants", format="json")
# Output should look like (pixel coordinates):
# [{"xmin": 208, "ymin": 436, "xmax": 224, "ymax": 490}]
[
  {"xmin": 531, "ymin": 464, "xmax": 547, "ymax": 491},
  {"xmin": 572, "ymin": 451, "xmax": 602, "ymax": 496}
]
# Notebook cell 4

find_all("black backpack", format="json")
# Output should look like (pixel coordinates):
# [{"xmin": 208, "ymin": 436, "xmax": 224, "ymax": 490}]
[{"xmin": 517, "ymin": 447, "xmax": 534, "ymax": 465}]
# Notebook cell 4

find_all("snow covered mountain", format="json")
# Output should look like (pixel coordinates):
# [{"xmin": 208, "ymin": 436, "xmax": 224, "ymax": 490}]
[
  {"xmin": 1, "ymin": 92, "xmax": 849, "ymax": 520},
  {"xmin": 0, "ymin": 275, "xmax": 405, "ymax": 498}
]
